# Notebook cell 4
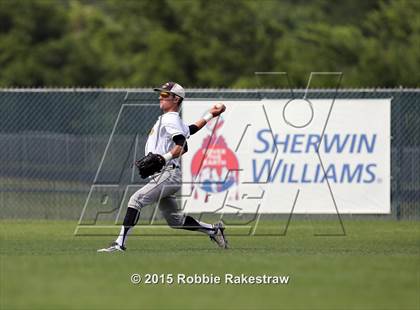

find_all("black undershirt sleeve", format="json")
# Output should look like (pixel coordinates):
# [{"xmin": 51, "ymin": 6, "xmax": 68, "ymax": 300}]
[
  {"xmin": 189, "ymin": 124, "xmax": 199, "ymax": 135},
  {"xmin": 173, "ymin": 134, "xmax": 188, "ymax": 153}
]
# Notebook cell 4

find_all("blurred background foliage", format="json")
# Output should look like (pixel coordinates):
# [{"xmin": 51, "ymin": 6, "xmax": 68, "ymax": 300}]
[{"xmin": 0, "ymin": 0, "xmax": 419, "ymax": 88}]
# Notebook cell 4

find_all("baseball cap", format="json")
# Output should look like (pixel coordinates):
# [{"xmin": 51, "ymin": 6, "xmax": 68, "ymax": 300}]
[{"xmin": 154, "ymin": 82, "xmax": 185, "ymax": 99}]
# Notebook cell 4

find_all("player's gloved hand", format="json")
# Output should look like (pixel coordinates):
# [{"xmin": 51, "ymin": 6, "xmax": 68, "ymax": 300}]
[{"xmin": 135, "ymin": 152, "xmax": 166, "ymax": 179}]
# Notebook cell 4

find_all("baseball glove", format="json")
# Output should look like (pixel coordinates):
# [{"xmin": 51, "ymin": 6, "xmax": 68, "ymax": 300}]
[{"xmin": 135, "ymin": 152, "xmax": 166, "ymax": 178}]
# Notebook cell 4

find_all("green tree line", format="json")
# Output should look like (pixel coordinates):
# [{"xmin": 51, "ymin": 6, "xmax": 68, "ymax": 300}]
[{"xmin": 0, "ymin": 0, "xmax": 419, "ymax": 88}]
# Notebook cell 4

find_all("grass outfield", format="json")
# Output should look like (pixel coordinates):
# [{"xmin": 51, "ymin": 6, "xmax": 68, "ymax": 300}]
[{"xmin": 0, "ymin": 220, "xmax": 419, "ymax": 310}]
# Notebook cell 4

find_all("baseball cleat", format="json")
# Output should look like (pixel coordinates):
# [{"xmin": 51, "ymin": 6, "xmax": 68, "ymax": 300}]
[
  {"xmin": 97, "ymin": 242, "xmax": 126, "ymax": 253},
  {"xmin": 210, "ymin": 222, "xmax": 228, "ymax": 249}
]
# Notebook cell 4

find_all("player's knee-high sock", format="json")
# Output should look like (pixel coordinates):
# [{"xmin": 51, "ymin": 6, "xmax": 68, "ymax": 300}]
[
  {"xmin": 115, "ymin": 207, "xmax": 140, "ymax": 247},
  {"xmin": 182, "ymin": 215, "xmax": 215, "ymax": 235}
]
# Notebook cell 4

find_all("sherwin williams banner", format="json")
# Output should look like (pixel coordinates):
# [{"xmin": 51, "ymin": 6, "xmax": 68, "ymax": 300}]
[{"xmin": 181, "ymin": 99, "xmax": 391, "ymax": 214}]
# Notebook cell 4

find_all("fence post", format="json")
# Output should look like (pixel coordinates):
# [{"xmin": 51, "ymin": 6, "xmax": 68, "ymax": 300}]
[{"xmin": 395, "ymin": 87, "xmax": 404, "ymax": 220}]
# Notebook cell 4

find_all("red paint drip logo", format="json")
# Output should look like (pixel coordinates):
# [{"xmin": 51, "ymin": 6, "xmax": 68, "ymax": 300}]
[{"xmin": 191, "ymin": 115, "xmax": 239, "ymax": 202}]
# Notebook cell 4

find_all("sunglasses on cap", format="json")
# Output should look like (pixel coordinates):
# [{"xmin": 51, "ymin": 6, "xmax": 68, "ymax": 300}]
[{"xmin": 160, "ymin": 91, "xmax": 173, "ymax": 98}]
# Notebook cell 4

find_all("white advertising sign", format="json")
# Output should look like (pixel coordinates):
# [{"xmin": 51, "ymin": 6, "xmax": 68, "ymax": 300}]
[{"xmin": 181, "ymin": 99, "xmax": 391, "ymax": 214}]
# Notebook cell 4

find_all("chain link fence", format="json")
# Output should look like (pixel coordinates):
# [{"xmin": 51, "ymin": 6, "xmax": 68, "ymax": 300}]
[{"xmin": 0, "ymin": 88, "xmax": 418, "ymax": 220}]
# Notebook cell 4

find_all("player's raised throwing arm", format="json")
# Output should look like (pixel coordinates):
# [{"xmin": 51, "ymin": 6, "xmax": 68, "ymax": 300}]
[
  {"xmin": 165, "ymin": 104, "xmax": 226, "ymax": 161},
  {"xmin": 189, "ymin": 103, "xmax": 226, "ymax": 135}
]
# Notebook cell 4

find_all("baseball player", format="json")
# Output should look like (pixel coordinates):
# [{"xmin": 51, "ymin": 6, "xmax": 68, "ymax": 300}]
[{"xmin": 98, "ymin": 82, "xmax": 228, "ymax": 252}]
